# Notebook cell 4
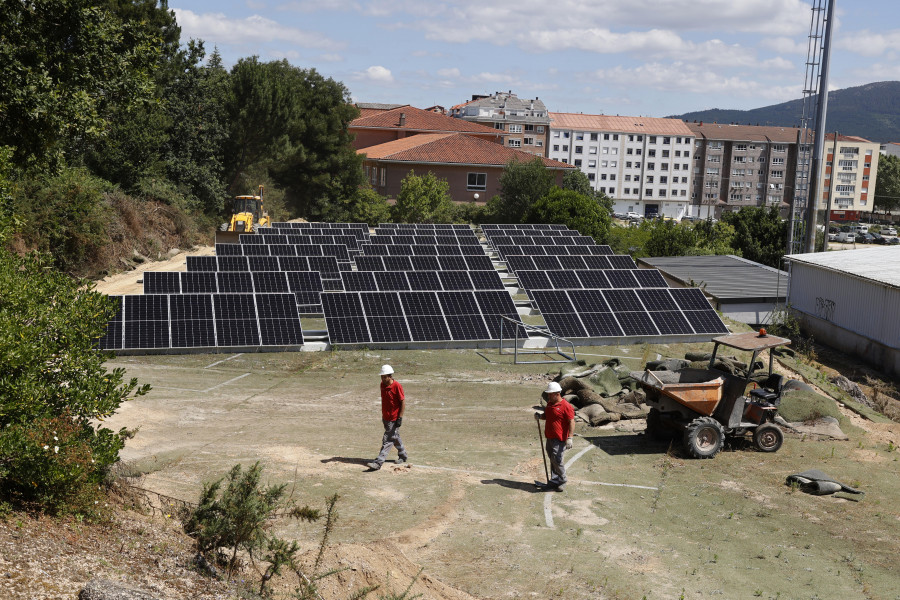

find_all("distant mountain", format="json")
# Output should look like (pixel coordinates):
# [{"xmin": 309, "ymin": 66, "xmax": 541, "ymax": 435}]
[{"xmin": 669, "ymin": 81, "xmax": 900, "ymax": 143}]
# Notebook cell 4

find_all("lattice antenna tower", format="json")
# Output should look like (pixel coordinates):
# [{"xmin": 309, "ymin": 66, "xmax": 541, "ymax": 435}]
[{"xmin": 788, "ymin": 0, "xmax": 834, "ymax": 255}]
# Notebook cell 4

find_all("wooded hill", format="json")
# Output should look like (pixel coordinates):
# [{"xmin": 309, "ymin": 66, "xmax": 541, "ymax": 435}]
[{"xmin": 670, "ymin": 81, "xmax": 900, "ymax": 143}]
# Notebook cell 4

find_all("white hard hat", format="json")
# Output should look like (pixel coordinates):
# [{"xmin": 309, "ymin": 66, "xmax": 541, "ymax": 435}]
[
  {"xmin": 380, "ymin": 365, "xmax": 394, "ymax": 376},
  {"xmin": 545, "ymin": 381, "xmax": 562, "ymax": 394}
]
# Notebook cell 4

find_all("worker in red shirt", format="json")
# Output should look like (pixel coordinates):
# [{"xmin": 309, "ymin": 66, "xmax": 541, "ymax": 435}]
[
  {"xmin": 367, "ymin": 365, "xmax": 408, "ymax": 471},
  {"xmin": 534, "ymin": 381, "xmax": 575, "ymax": 490}
]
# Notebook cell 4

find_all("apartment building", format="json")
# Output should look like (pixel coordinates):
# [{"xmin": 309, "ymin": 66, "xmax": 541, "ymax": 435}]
[
  {"xmin": 449, "ymin": 91, "xmax": 550, "ymax": 157},
  {"xmin": 548, "ymin": 113, "xmax": 696, "ymax": 219},
  {"xmin": 821, "ymin": 134, "xmax": 880, "ymax": 220},
  {"xmin": 688, "ymin": 123, "xmax": 879, "ymax": 221}
]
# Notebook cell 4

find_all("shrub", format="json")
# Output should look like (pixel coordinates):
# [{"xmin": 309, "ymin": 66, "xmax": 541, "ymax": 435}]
[{"xmin": 0, "ymin": 227, "xmax": 149, "ymax": 514}]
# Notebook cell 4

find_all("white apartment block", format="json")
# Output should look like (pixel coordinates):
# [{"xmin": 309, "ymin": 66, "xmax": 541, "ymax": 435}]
[
  {"xmin": 548, "ymin": 113, "xmax": 696, "ymax": 219},
  {"xmin": 821, "ymin": 134, "xmax": 880, "ymax": 217}
]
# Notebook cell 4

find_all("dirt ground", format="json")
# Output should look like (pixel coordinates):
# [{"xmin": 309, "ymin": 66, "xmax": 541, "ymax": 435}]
[{"xmin": 99, "ymin": 345, "xmax": 900, "ymax": 600}]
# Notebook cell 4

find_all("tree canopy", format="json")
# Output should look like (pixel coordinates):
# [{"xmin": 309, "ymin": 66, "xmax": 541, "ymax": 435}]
[
  {"xmin": 874, "ymin": 153, "xmax": 900, "ymax": 216},
  {"xmin": 496, "ymin": 158, "xmax": 556, "ymax": 222},
  {"xmin": 721, "ymin": 207, "xmax": 787, "ymax": 268},
  {"xmin": 392, "ymin": 171, "xmax": 455, "ymax": 223},
  {"xmin": 526, "ymin": 188, "xmax": 611, "ymax": 242}
]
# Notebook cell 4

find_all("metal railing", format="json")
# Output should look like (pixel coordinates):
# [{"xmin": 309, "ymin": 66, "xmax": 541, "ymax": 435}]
[{"xmin": 497, "ymin": 315, "xmax": 577, "ymax": 364}]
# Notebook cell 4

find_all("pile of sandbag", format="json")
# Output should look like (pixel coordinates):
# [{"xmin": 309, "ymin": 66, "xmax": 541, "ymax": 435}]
[{"xmin": 546, "ymin": 360, "xmax": 649, "ymax": 426}]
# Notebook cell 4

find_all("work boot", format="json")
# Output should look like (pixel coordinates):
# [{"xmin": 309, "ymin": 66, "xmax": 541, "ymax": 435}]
[
  {"xmin": 396, "ymin": 456, "xmax": 408, "ymax": 465},
  {"xmin": 366, "ymin": 461, "xmax": 381, "ymax": 471}
]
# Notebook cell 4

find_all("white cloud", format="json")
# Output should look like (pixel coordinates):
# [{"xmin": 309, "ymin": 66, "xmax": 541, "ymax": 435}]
[
  {"xmin": 358, "ymin": 65, "xmax": 394, "ymax": 83},
  {"xmin": 760, "ymin": 56, "xmax": 796, "ymax": 71},
  {"xmin": 172, "ymin": 9, "xmax": 342, "ymax": 51},
  {"xmin": 836, "ymin": 29, "xmax": 900, "ymax": 57},
  {"xmin": 436, "ymin": 67, "xmax": 461, "ymax": 78},
  {"xmin": 761, "ymin": 36, "xmax": 808, "ymax": 54},
  {"xmin": 317, "ymin": 53, "xmax": 344, "ymax": 62}
]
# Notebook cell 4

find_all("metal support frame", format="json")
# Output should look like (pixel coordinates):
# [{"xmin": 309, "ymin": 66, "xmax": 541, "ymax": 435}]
[{"xmin": 498, "ymin": 315, "xmax": 577, "ymax": 364}]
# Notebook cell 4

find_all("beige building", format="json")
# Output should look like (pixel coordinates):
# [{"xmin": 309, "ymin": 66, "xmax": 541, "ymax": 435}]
[
  {"xmin": 820, "ymin": 134, "xmax": 880, "ymax": 219},
  {"xmin": 548, "ymin": 113, "xmax": 696, "ymax": 219},
  {"xmin": 449, "ymin": 91, "xmax": 551, "ymax": 157}
]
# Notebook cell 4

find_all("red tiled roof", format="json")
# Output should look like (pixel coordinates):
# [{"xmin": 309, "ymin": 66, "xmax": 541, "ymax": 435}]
[
  {"xmin": 550, "ymin": 112, "xmax": 695, "ymax": 136},
  {"xmin": 359, "ymin": 133, "xmax": 574, "ymax": 169},
  {"xmin": 350, "ymin": 106, "xmax": 501, "ymax": 135}
]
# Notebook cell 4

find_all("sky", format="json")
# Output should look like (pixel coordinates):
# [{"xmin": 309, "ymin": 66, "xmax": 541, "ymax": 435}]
[{"xmin": 173, "ymin": 0, "xmax": 900, "ymax": 118}]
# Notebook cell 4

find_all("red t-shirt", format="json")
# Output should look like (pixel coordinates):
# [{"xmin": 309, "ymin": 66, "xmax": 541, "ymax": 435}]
[
  {"xmin": 544, "ymin": 399, "xmax": 574, "ymax": 441},
  {"xmin": 380, "ymin": 379, "xmax": 405, "ymax": 421}
]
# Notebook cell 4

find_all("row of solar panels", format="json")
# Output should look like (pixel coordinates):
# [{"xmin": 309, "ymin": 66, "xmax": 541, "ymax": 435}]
[
  {"xmin": 359, "ymin": 244, "xmax": 486, "ymax": 257},
  {"xmin": 241, "ymin": 234, "xmax": 365, "ymax": 250},
  {"xmin": 322, "ymin": 291, "xmax": 526, "ymax": 344},
  {"xmin": 488, "ymin": 235, "xmax": 597, "ymax": 248},
  {"xmin": 365, "ymin": 234, "xmax": 481, "ymax": 246},
  {"xmin": 269, "ymin": 222, "xmax": 368, "ymax": 230},
  {"xmin": 497, "ymin": 245, "xmax": 615, "ymax": 261},
  {"xmin": 518, "ymin": 269, "xmax": 667, "ymax": 291},
  {"xmin": 507, "ymin": 254, "xmax": 634, "ymax": 273},
  {"xmin": 264, "ymin": 228, "xmax": 369, "ymax": 240},
  {"xmin": 99, "ymin": 293, "xmax": 305, "ymax": 350},
  {"xmin": 376, "ymin": 223, "xmax": 474, "ymax": 231},
  {"xmin": 529, "ymin": 287, "xmax": 729, "ymax": 339},
  {"xmin": 482, "ymin": 224, "xmax": 570, "ymax": 231},
  {"xmin": 214, "ymin": 243, "xmax": 352, "ymax": 261},
  {"xmin": 355, "ymin": 255, "xmax": 494, "ymax": 271},
  {"xmin": 187, "ymin": 255, "xmax": 345, "ymax": 278}
]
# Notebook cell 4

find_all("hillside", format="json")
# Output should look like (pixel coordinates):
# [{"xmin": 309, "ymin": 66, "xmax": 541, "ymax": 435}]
[{"xmin": 670, "ymin": 81, "xmax": 900, "ymax": 143}]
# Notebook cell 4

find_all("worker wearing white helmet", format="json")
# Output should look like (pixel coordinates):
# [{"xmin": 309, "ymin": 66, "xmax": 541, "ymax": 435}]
[
  {"xmin": 367, "ymin": 365, "xmax": 408, "ymax": 470},
  {"xmin": 534, "ymin": 380, "xmax": 575, "ymax": 491}
]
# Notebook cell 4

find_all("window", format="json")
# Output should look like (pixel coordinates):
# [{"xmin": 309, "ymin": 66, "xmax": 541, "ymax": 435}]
[
  {"xmin": 524, "ymin": 124, "xmax": 534, "ymax": 132},
  {"xmin": 602, "ymin": 147, "xmax": 609, "ymax": 154},
  {"xmin": 674, "ymin": 164, "xmax": 680, "ymax": 170},
  {"xmin": 537, "ymin": 126, "xmax": 544, "ymax": 133},
  {"xmin": 553, "ymin": 144, "xmax": 559, "ymax": 151},
  {"xmin": 523, "ymin": 137, "xmax": 534, "ymax": 145},
  {"xmin": 611, "ymin": 148, "xmax": 618, "ymax": 154},
  {"xmin": 601, "ymin": 174, "xmax": 607, "ymax": 180},
  {"xmin": 635, "ymin": 149, "xmax": 642, "ymax": 155},
  {"xmin": 610, "ymin": 174, "xmax": 616, "ymax": 181},
  {"xmin": 509, "ymin": 124, "xmax": 522, "ymax": 133},
  {"xmin": 661, "ymin": 164, "xmax": 668, "ymax": 171},
  {"xmin": 634, "ymin": 161, "xmax": 641, "ymax": 168},
  {"xmin": 735, "ymin": 144, "xmax": 747, "ymax": 151},
  {"xmin": 771, "ymin": 170, "xmax": 784, "ymax": 178},
  {"xmin": 647, "ymin": 163, "xmax": 655, "ymax": 170},
  {"xmin": 575, "ymin": 146, "xmax": 583, "ymax": 154},
  {"xmin": 494, "ymin": 123, "xmax": 505, "ymax": 131},
  {"xmin": 380, "ymin": 168, "xmax": 386, "ymax": 187},
  {"xmin": 662, "ymin": 150, "xmax": 670, "ymax": 158},
  {"xmin": 637, "ymin": 136, "xmax": 643, "ymax": 142},
  {"xmin": 590, "ymin": 133, "xmax": 598, "ymax": 141},
  {"xmin": 563, "ymin": 132, "xmax": 570, "ymax": 138},
  {"xmin": 626, "ymin": 161, "xmax": 632, "ymax": 168},
  {"xmin": 626, "ymin": 148, "xmax": 633, "ymax": 155},
  {"xmin": 675, "ymin": 150, "xmax": 681, "ymax": 157},
  {"xmin": 838, "ymin": 159, "xmax": 857, "ymax": 170},
  {"xmin": 535, "ymin": 140, "xmax": 543, "ymax": 147},
  {"xmin": 467, "ymin": 172, "xmax": 487, "ymax": 191},
  {"xmin": 706, "ymin": 168, "xmax": 719, "ymax": 176},
  {"xmin": 772, "ymin": 157, "xmax": 785, "ymax": 165},
  {"xmin": 508, "ymin": 139, "xmax": 521, "ymax": 148},
  {"xmin": 588, "ymin": 160, "xmax": 597, "ymax": 167},
  {"xmin": 576, "ymin": 133, "xmax": 584, "ymax": 140},
  {"xmin": 681, "ymin": 177, "xmax": 687, "ymax": 184},
  {"xmin": 839, "ymin": 147, "xmax": 859, "ymax": 155},
  {"xmin": 836, "ymin": 185, "xmax": 856, "ymax": 195},
  {"xmin": 659, "ymin": 190, "xmax": 667, "ymax": 197},
  {"xmin": 588, "ymin": 173, "xmax": 595, "ymax": 181},
  {"xmin": 660, "ymin": 176, "xmax": 668, "ymax": 184},
  {"xmin": 648, "ymin": 149, "xmax": 656, "ymax": 157},
  {"xmin": 646, "ymin": 176, "xmax": 654, "ymax": 183},
  {"xmin": 625, "ymin": 175, "xmax": 631, "ymax": 181},
  {"xmin": 604, "ymin": 134, "xmax": 610, "ymax": 140},
  {"xmin": 708, "ymin": 155, "xmax": 721, "ymax": 163},
  {"xmin": 601, "ymin": 160, "xmax": 608, "ymax": 167},
  {"xmin": 589, "ymin": 147, "xmax": 598, "ymax": 154},
  {"xmin": 562, "ymin": 145, "xmax": 568, "ymax": 151},
  {"xmin": 649, "ymin": 136, "xmax": 657, "ymax": 144},
  {"xmin": 633, "ymin": 188, "xmax": 640, "ymax": 194},
  {"xmin": 773, "ymin": 144, "xmax": 786, "ymax": 153},
  {"xmin": 574, "ymin": 159, "xmax": 582, "ymax": 167},
  {"xmin": 610, "ymin": 161, "xmax": 617, "ymax": 167},
  {"xmin": 663, "ymin": 137, "xmax": 670, "ymax": 144},
  {"xmin": 613, "ymin": 134, "xmax": 619, "ymax": 141},
  {"xmin": 554, "ymin": 131, "xmax": 560, "ymax": 138},
  {"xmin": 645, "ymin": 189, "xmax": 653, "ymax": 196}
]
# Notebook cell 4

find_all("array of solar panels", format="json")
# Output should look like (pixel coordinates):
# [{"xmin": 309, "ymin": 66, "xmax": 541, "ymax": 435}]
[
  {"xmin": 485, "ymin": 224, "xmax": 729, "ymax": 340},
  {"xmin": 99, "ymin": 293, "xmax": 305, "ymax": 350}
]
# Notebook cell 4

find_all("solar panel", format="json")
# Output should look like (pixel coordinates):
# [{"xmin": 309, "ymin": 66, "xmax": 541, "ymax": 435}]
[
  {"xmin": 533, "ymin": 256, "xmax": 563, "ymax": 270},
  {"xmin": 444, "ymin": 314, "xmax": 490, "ymax": 340},
  {"xmin": 438, "ymin": 291, "xmax": 481, "ymax": 315},
  {"xmin": 219, "ymin": 256, "xmax": 250, "ymax": 272},
  {"xmin": 506, "ymin": 256, "xmax": 536, "ymax": 273},
  {"xmin": 321, "ymin": 292, "xmax": 364, "ymax": 317},
  {"xmin": 558, "ymin": 255, "xmax": 588, "ymax": 270},
  {"xmin": 616, "ymin": 311, "xmax": 660, "ymax": 336},
  {"xmin": 474, "ymin": 290, "xmax": 528, "ymax": 338},
  {"xmin": 97, "ymin": 296, "xmax": 124, "ymax": 350},
  {"xmin": 242, "ymin": 244, "xmax": 270, "ymax": 256},
  {"xmin": 587, "ymin": 245, "xmax": 614, "ymax": 256},
  {"xmin": 411, "ymin": 245, "xmax": 438, "ymax": 256},
  {"xmin": 633, "ymin": 269, "xmax": 669, "ymax": 288},
  {"xmin": 637, "ymin": 288, "xmax": 678, "ymax": 311},
  {"xmin": 285, "ymin": 271, "xmax": 323, "ymax": 292},
  {"xmin": 278, "ymin": 256, "xmax": 310, "ymax": 272},
  {"xmin": 383, "ymin": 256, "xmax": 413, "ymax": 271},
  {"xmin": 325, "ymin": 316, "xmax": 371, "ymax": 344},
  {"xmin": 411, "ymin": 256, "xmax": 441, "ymax": 270},
  {"xmin": 187, "ymin": 256, "xmax": 218, "ymax": 272},
  {"xmin": 542, "ymin": 312, "xmax": 588, "ymax": 338},
  {"xmin": 608, "ymin": 255, "xmax": 637, "ymax": 269},
  {"xmin": 517, "ymin": 271, "xmax": 552, "ymax": 290},
  {"xmin": 374, "ymin": 271, "xmax": 410, "ymax": 291},
  {"xmin": 252, "ymin": 272, "xmax": 290, "ymax": 293},
  {"xmin": 398, "ymin": 291, "xmax": 443, "ymax": 315},
  {"xmin": 602, "ymin": 289, "xmax": 644, "ymax": 312},
  {"xmin": 356, "ymin": 256, "xmax": 385, "ymax": 271},
  {"xmin": 249, "ymin": 256, "xmax": 280, "ymax": 271},
  {"xmin": 582, "ymin": 256, "xmax": 612, "ymax": 269},
  {"xmin": 649, "ymin": 311, "xmax": 695, "ymax": 335},
  {"xmin": 366, "ymin": 316, "xmax": 411, "ymax": 342},
  {"xmin": 362, "ymin": 244, "xmax": 392, "ymax": 256},
  {"xmin": 213, "ymin": 294, "xmax": 260, "ymax": 348},
  {"xmin": 574, "ymin": 270, "xmax": 610, "ymax": 289},
  {"xmin": 437, "ymin": 256, "xmax": 467, "ymax": 271},
  {"xmin": 438, "ymin": 270, "xmax": 473, "ymax": 290},
  {"xmin": 240, "ymin": 234, "xmax": 268, "ymax": 244},
  {"xmin": 217, "ymin": 272, "xmax": 254, "ymax": 293},
  {"xmin": 406, "ymin": 271, "xmax": 443, "ymax": 290},
  {"xmin": 468, "ymin": 270, "xmax": 505, "ymax": 290},
  {"xmin": 170, "ymin": 295, "xmax": 215, "ymax": 348},
  {"xmin": 670, "ymin": 288, "xmax": 712, "ymax": 311},
  {"xmin": 436, "ymin": 245, "xmax": 464, "ymax": 256},
  {"xmin": 144, "ymin": 272, "xmax": 181, "ymax": 294},
  {"xmin": 545, "ymin": 246, "xmax": 570, "ymax": 256},
  {"xmin": 406, "ymin": 315, "xmax": 452, "ymax": 341},
  {"xmin": 361, "ymin": 292, "xmax": 404, "ymax": 316},
  {"xmin": 341, "ymin": 271, "xmax": 378, "ymax": 291},
  {"xmin": 181, "ymin": 272, "xmax": 218, "ymax": 294},
  {"xmin": 568, "ymin": 289, "xmax": 611, "ymax": 313},
  {"xmin": 605, "ymin": 270, "xmax": 639, "ymax": 289},
  {"xmin": 579, "ymin": 311, "xmax": 624, "ymax": 337},
  {"xmin": 547, "ymin": 271, "xmax": 582, "ymax": 289},
  {"xmin": 124, "ymin": 295, "xmax": 170, "ymax": 349},
  {"xmin": 294, "ymin": 291, "xmax": 322, "ymax": 311},
  {"xmin": 683, "ymin": 310, "xmax": 729, "ymax": 334},
  {"xmin": 531, "ymin": 290, "xmax": 576, "ymax": 313},
  {"xmin": 321, "ymin": 279, "xmax": 344, "ymax": 291},
  {"xmin": 269, "ymin": 244, "xmax": 296, "ymax": 257},
  {"xmin": 295, "ymin": 244, "xmax": 323, "ymax": 256},
  {"xmin": 308, "ymin": 256, "xmax": 341, "ymax": 278},
  {"xmin": 215, "ymin": 243, "xmax": 243, "ymax": 256},
  {"xmin": 464, "ymin": 255, "xmax": 494, "ymax": 270},
  {"xmin": 256, "ymin": 293, "xmax": 304, "ymax": 345}
]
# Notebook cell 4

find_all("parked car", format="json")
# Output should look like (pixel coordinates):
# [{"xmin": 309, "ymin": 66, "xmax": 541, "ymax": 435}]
[
  {"xmin": 887, "ymin": 237, "xmax": 900, "ymax": 245},
  {"xmin": 836, "ymin": 231, "xmax": 857, "ymax": 243},
  {"xmin": 827, "ymin": 232, "xmax": 838, "ymax": 242},
  {"xmin": 855, "ymin": 233, "xmax": 875, "ymax": 244},
  {"xmin": 840, "ymin": 225, "xmax": 851, "ymax": 233},
  {"xmin": 883, "ymin": 226, "xmax": 897, "ymax": 236},
  {"xmin": 870, "ymin": 233, "xmax": 887, "ymax": 245},
  {"xmin": 625, "ymin": 211, "xmax": 643, "ymax": 220}
]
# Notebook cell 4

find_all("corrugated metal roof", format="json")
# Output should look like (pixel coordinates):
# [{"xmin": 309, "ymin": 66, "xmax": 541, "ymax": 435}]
[
  {"xmin": 640, "ymin": 255, "xmax": 789, "ymax": 301},
  {"xmin": 784, "ymin": 247, "xmax": 900, "ymax": 288}
]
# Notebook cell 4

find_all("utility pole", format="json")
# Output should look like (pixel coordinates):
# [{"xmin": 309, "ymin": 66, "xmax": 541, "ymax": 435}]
[
  {"xmin": 803, "ymin": 0, "xmax": 836, "ymax": 253},
  {"xmin": 821, "ymin": 132, "xmax": 839, "ymax": 252}
]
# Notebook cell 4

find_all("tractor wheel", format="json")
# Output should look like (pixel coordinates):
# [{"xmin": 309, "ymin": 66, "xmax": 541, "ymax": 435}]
[
  {"xmin": 683, "ymin": 417, "xmax": 725, "ymax": 459},
  {"xmin": 753, "ymin": 423, "xmax": 783, "ymax": 453}
]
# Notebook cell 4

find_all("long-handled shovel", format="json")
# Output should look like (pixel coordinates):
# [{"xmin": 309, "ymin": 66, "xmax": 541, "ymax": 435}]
[{"xmin": 536, "ymin": 415, "xmax": 550, "ymax": 484}]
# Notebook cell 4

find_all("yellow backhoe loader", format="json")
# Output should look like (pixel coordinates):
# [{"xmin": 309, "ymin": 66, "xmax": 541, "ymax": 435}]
[{"xmin": 216, "ymin": 185, "xmax": 270, "ymax": 244}]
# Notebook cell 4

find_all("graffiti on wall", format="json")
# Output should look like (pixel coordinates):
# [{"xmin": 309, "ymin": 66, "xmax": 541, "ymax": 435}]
[{"xmin": 815, "ymin": 297, "xmax": 836, "ymax": 322}]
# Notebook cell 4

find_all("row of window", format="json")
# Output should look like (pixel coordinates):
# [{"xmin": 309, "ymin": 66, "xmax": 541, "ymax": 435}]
[
  {"xmin": 498, "ymin": 124, "xmax": 546, "ymax": 133},
  {"xmin": 552, "ymin": 132, "xmax": 692, "ymax": 145}
]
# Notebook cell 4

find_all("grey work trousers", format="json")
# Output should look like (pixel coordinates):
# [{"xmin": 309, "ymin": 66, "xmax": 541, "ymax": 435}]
[
  {"xmin": 374, "ymin": 419, "xmax": 407, "ymax": 465},
  {"xmin": 545, "ymin": 438, "xmax": 568, "ymax": 485}
]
